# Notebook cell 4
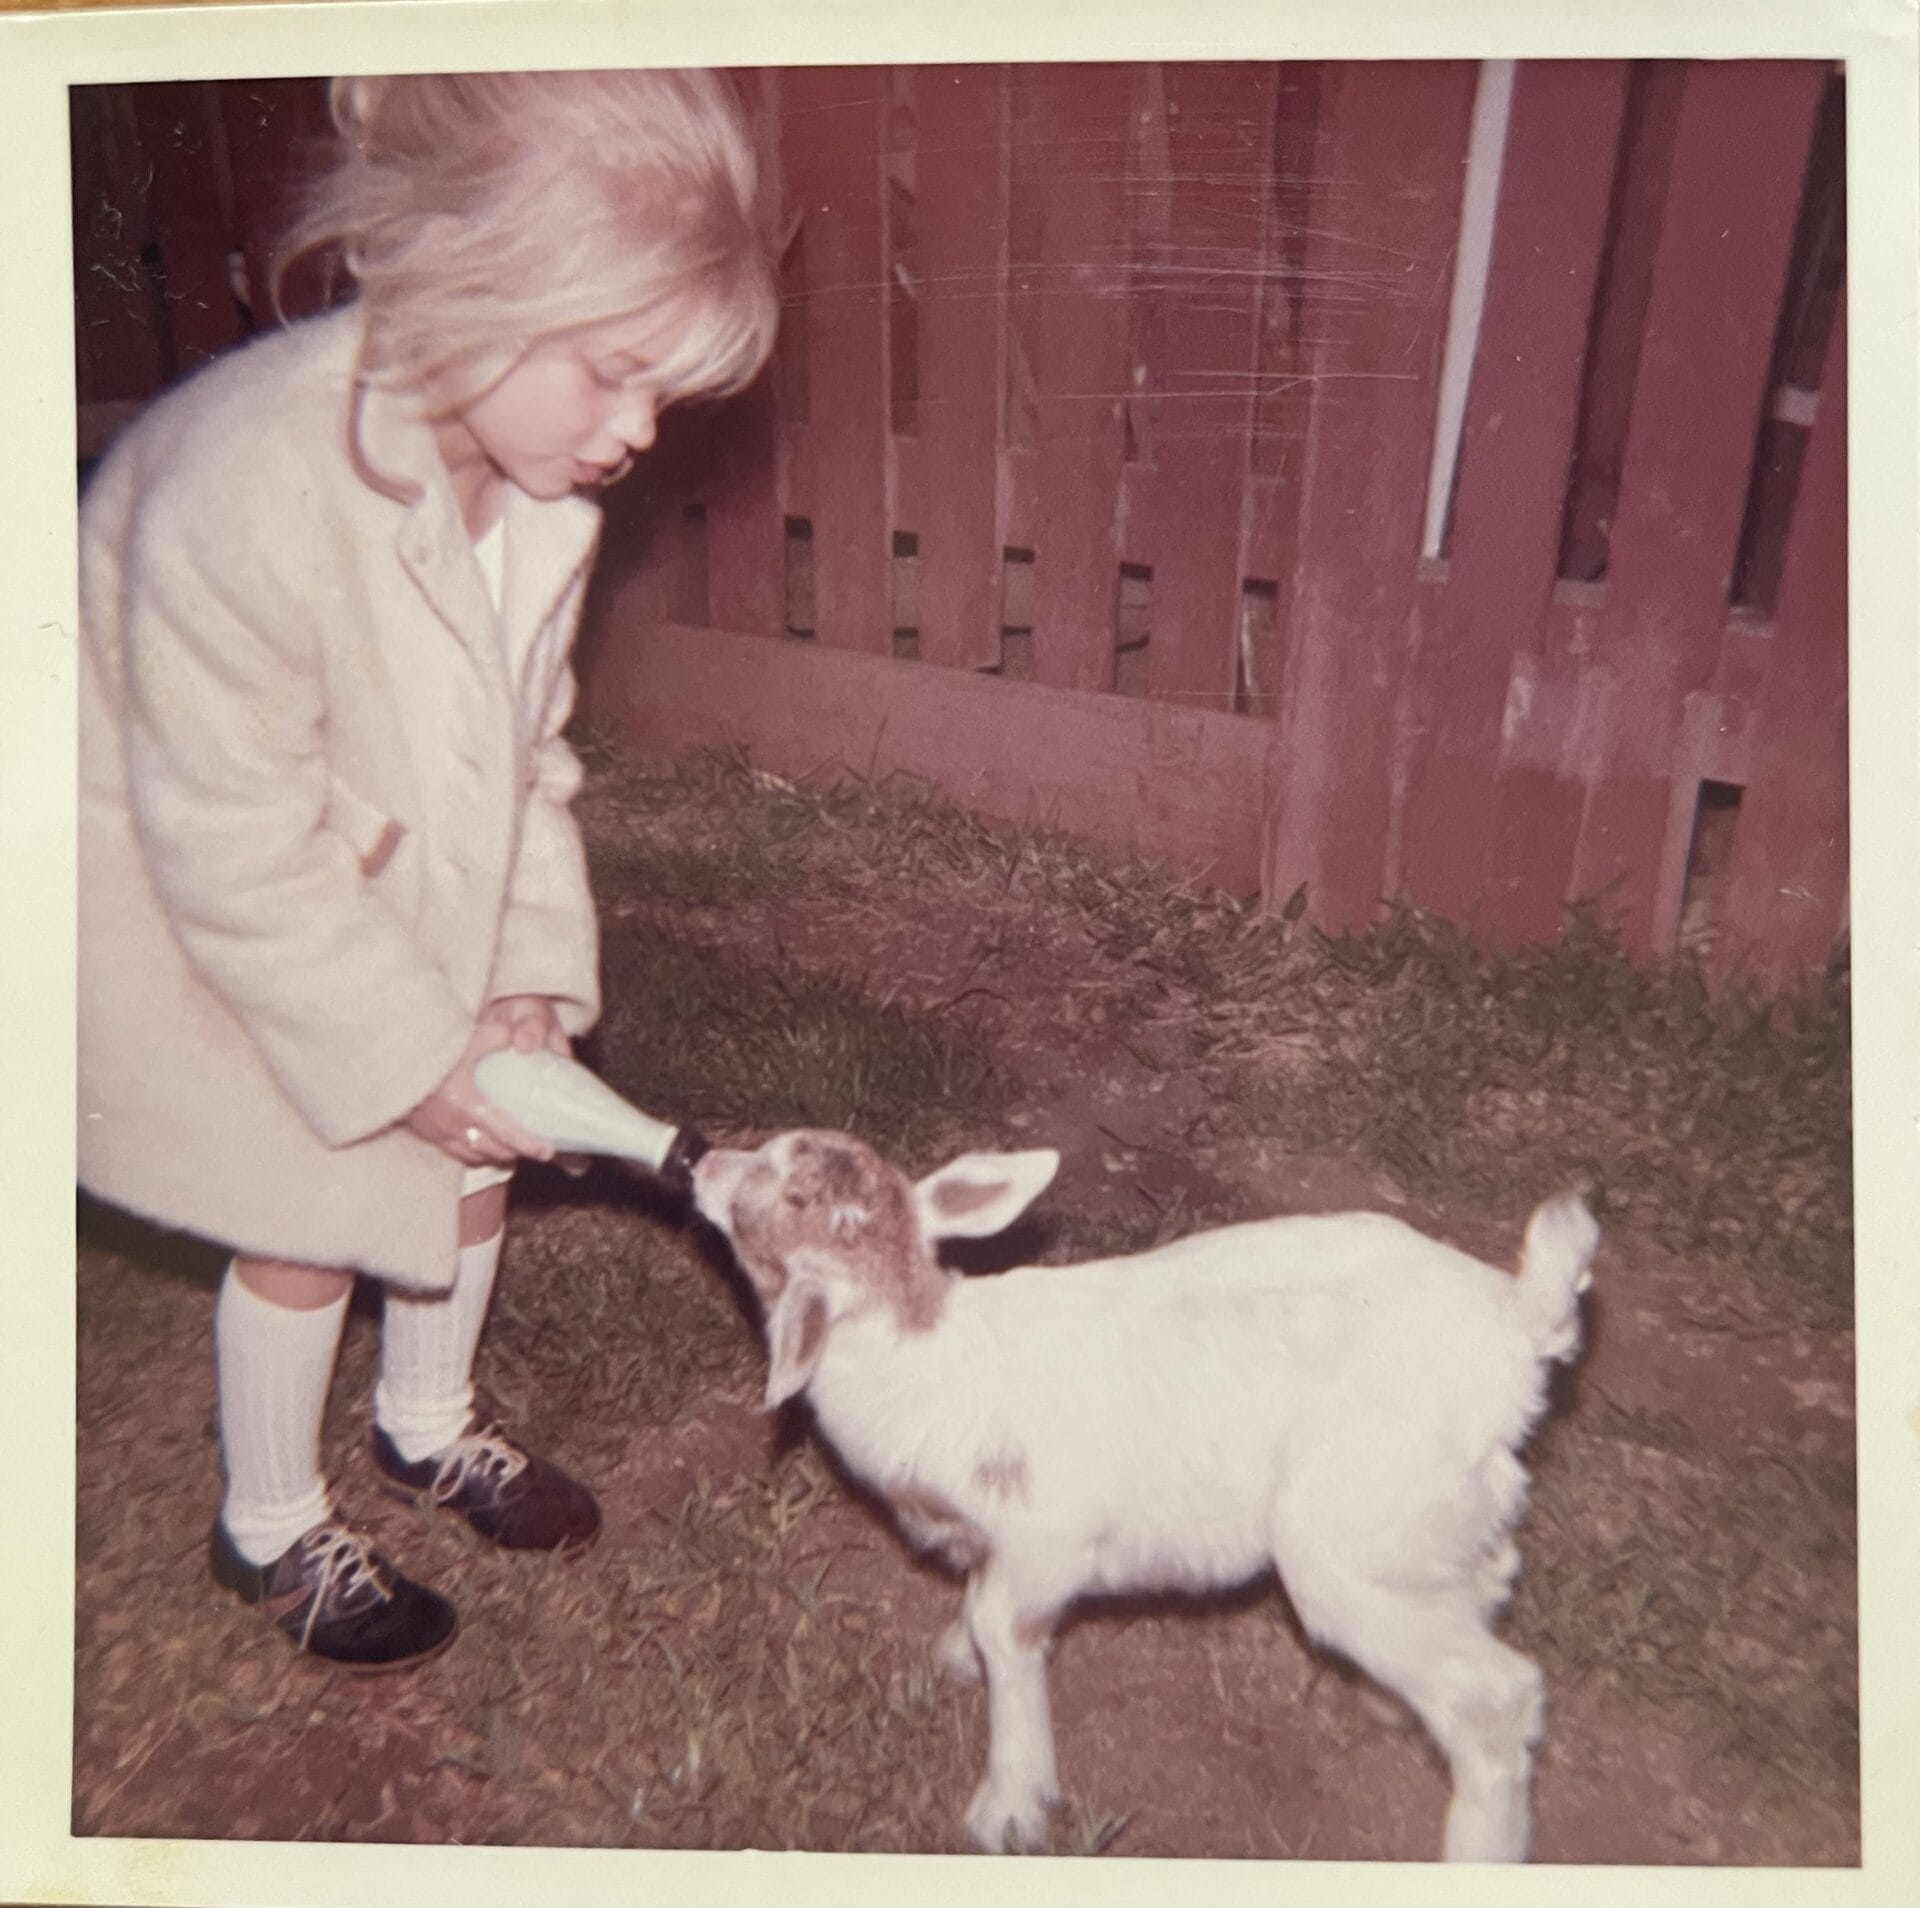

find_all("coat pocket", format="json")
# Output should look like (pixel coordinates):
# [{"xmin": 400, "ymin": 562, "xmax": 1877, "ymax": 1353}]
[{"xmin": 324, "ymin": 772, "xmax": 406, "ymax": 878}]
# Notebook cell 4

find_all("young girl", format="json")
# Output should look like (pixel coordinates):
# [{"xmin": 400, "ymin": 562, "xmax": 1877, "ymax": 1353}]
[{"xmin": 78, "ymin": 70, "xmax": 779, "ymax": 1670}]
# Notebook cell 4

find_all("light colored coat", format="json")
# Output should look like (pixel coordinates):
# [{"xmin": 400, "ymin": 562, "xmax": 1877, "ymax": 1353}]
[{"xmin": 79, "ymin": 306, "xmax": 604, "ymax": 1292}]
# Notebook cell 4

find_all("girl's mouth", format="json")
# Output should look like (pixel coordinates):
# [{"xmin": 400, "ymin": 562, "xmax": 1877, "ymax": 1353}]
[{"xmin": 572, "ymin": 454, "xmax": 634, "ymax": 488}]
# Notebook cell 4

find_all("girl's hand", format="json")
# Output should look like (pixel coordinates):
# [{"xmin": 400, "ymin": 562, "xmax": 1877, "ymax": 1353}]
[
  {"xmin": 480, "ymin": 994, "xmax": 572, "ymax": 1058},
  {"xmin": 404, "ymin": 1015, "xmax": 557, "ymax": 1168}
]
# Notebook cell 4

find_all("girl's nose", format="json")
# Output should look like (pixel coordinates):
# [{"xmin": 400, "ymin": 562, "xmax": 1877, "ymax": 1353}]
[{"xmin": 611, "ymin": 389, "xmax": 658, "ymax": 453}]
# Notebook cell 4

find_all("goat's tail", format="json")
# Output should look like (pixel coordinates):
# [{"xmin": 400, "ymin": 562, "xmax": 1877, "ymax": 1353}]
[{"xmin": 1516, "ymin": 1191, "xmax": 1600, "ymax": 1363}]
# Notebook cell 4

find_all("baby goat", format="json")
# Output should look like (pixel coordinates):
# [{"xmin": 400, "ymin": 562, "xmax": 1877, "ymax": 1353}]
[{"xmin": 692, "ymin": 1131, "xmax": 1597, "ymax": 1861}]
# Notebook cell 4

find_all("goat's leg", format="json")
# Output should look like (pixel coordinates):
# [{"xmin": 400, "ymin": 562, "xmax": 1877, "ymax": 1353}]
[
  {"xmin": 933, "ymin": 1610, "xmax": 983, "ymax": 1684},
  {"xmin": 959, "ymin": 1564, "xmax": 1063, "ymax": 1852},
  {"xmin": 1275, "ymin": 1518, "xmax": 1545, "ymax": 1860}
]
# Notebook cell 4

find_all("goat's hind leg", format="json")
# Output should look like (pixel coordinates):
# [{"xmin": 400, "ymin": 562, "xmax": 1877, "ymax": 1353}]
[
  {"xmin": 1274, "ymin": 1513, "xmax": 1546, "ymax": 1861},
  {"xmin": 958, "ymin": 1563, "xmax": 1065, "ymax": 1853}
]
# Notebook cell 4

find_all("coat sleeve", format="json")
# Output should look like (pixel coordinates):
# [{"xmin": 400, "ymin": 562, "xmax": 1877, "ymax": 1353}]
[
  {"xmin": 489, "ymin": 642, "xmax": 602, "ymax": 1036},
  {"xmin": 111, "ymin": 476, "xmax": 476, "ymax": 1148}
]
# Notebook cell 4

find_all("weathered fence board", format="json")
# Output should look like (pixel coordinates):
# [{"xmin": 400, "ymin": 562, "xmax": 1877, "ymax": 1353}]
[
  {"xmin": 911, "ymin": 64, "xmax": 1009, "ymax": 670},
  {"xmin": 589, "ymin": 618, "xmax": 1275, "ymax": 894},
  {"xmin": 779, "ymin": 67, "xmax": 891, "ymax": 652},
  {"xmin": 1259, "ymin": 59, "xmax": 1479, "ymax": 931},
  {"xmin": 1570, "ymin": 60, "xmax": 1828, "ymax": 956},
  {"xmin": 1396, "ymin": 60, "xmax": 1631, "ymax": 939},
  {"xmin": 1134, "ymin": 60, "xmax": 1277, "ymax": 711},
  {"xmin": 1021, "ymin": 63, "xmax": 1135, "ymax": 694}
]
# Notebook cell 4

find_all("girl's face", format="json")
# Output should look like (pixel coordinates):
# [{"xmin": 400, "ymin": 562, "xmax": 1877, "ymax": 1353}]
[{"xmin": 434, "ymin": 307, "xmax": 693, "ymax": 525}]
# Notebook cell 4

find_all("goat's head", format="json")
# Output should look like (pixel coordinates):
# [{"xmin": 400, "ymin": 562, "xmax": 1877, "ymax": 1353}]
[{"xmin": 691, "ymin": 1130, "xmax": 1059, "ymax": 1409}]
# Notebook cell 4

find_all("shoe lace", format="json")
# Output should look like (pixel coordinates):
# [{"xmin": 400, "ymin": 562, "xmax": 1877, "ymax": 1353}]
[
  {"xmin": 430, "ymin": 1427, "xmax": 529, "ymax": 1504},
  {"xmin": 294, "ymin": 1525, "xmax": 388, "ymax": 1651}
]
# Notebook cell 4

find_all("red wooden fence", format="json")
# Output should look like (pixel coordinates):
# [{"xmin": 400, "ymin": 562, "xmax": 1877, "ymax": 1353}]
[{"xmin": 70, "ymin": 60, "xmax": 1850, "ymax": 996}]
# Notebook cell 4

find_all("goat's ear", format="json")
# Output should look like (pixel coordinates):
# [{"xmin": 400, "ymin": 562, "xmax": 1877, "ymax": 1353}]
[
  {"xmin": 763, "ymin": 1277, "xmax": 832, "ymax": 1411},
  {"xmin": 913, "ymin": 1149, "xmax": 1060, "ymax": 1241}
]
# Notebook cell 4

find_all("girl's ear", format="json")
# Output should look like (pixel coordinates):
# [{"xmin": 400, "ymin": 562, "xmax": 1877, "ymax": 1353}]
[
  {"xmin": 763, "ymin": 1277, "xmax": 832, "ymax": 1411},
  {"xmin": 913, "ymin": 1150, "xmax": 1060, "ymax": 1242}
]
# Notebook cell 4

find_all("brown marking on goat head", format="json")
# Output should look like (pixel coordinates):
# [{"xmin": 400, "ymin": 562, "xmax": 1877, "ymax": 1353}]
[{"xmin": 730, "ymin": 1131, "xmax": 947, "ymax": 1330}]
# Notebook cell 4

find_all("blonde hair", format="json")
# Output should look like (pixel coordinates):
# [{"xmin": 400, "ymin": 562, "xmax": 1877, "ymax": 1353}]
[{"xmin": 277, "ymin": 68, "xmax": 780, "ymax": 416}]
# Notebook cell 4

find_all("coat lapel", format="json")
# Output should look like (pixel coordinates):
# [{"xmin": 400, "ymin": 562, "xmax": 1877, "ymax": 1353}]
[{"xmin": 351, "ymin": 374, "xmax": 503, "ymax": 663}]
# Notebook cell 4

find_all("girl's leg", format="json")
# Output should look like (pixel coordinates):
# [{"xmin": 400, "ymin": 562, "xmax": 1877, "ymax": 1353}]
[
  {"xmin": 371, "ymin": 1178, "xmax": 600, "ymax": 1554},
  {"xmin": 216, "ymin": 1256, "xmax": 352, "ymax": 1564},
  {"xmin": 373, "ymin": 1182, "xmax": 509, "ymax": 1463},
  {"xmin": 214, "ymin": 1254, "xmax": 457, "ymax": 1670}
]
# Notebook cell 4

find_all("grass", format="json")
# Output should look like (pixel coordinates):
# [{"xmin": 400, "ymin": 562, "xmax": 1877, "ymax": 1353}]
[{"xmin": 69, "ymin": 736, "xmax": 1857, "ymax": 1859}]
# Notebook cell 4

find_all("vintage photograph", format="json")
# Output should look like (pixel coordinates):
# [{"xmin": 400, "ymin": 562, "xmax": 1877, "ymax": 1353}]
[
  {"xmin": 35, "ymin": 20, "xmax": 1889, "ymax": 1889},
  {"xmin": 63, "ymin": 49, "xmax": 1860, "ymax": 1866}
]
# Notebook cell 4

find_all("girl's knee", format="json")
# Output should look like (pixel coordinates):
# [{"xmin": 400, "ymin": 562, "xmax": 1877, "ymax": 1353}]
[
  {"xmin": 459, "ymin": 1179, "xmax": 508, "ymax": 1246},
  {"xmin": 233, "ymin": 1256, "xmax": 354, "ymax": 1310}
]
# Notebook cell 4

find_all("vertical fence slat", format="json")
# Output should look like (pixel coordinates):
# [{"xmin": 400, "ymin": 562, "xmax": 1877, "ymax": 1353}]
[
  {"xmin": 1398, "ymin": 61, "xmax": 1632, "ymax": 934},
  {"xmin": 781, "ymin": 66, "xmax": 891, "ymax": 652},
  {"xmin": 1239, "ymin": 63, "xmax": 1324, "ymax": 711},
  {"xmin": 1718, "ymin": 294, "xmax": 1848, "ymax": 992},
  {"xmin": 1026, "ymin": 64, "xmax": 1135, "ymax": 693},
  {"xmin": 912, "ymin": 65, "xmax": 1009, "ymax": 669},
  {"xmin": 1261, "ymin": 60, "xmax": 1479, "ymax": 930},
  {"xmin": 1130, "ymin": 62, "xmax": 1276, "ymax": 710},
  {"xmin": 1569, "ymin": 59, "xmax": 1827, "ymax": 954},
  {"xmin": 700, "ymin": 72, "xmax": 786, "ymax": 636}
]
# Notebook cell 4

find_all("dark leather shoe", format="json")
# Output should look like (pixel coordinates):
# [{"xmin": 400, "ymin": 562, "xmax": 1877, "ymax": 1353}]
[
  {"xmin": 371, "ymin": 1399, "xmax": 602, "ymax": 1555},
  {"xmin": 209, "ymin": 1518, "xmax": 458, "ymax": 1672}
]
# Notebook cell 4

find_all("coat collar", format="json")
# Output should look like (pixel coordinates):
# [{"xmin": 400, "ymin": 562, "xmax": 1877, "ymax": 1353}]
[{"xmin": 344, "ymin": 314, "xmax": 603, "ymax": 660}]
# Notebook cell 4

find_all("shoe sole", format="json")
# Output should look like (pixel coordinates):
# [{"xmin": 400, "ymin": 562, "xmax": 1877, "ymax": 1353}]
[
  {"xmin": 377, "ymin": 1476, "xmax": 603, "ymax": 1559},
  {"xmin": 299, "ymin": 1619, "xmax": 460, "ymax": 1675}
]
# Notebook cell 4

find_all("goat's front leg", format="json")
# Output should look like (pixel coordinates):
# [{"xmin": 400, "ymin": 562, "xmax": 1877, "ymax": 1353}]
[{"xmin": 959, "ymin": 1565, "xmax": 1062, "ymax": 1852}]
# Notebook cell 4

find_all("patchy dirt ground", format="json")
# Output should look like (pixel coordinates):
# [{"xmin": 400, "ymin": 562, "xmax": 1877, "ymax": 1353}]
[{"xmin": 71, "ymin": 748, "xmax": 1857, "ymax": 1866}]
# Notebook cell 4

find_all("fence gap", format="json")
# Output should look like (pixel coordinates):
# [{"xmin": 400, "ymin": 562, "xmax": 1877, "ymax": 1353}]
[
  {"xmin": 1234, "ymin": 578, "xmax": 1282, "ymax": 717},
  {"xmin": 1729, "ymin": 68, "xmax": 1846, "ymax": 622},
  {"xmin": 672, "ymin": 503, "xmax": 711, "ymax": 626},
  {"xmin": 886, "ymin": 83, "xmax": 921, "ymax": 440},
  {"xmin": 1114, "ymin": 562, "xmax": 1154, "ymax": 694},
  {"xmin": 1676, "ymin": 779, "xmax": 1745, "ymax": 961},
  {"xmin": 783, "ymin": 517, "xmax": 816, "ymax": 637},
  {"xmin": 995, "ymin": 545, "xmax": 1036, "ymax": 678},
  {"xmin": 891, "ymin": 529, "xmax": 920, "ymax": 658},
  {"xmin": 1420, "ymin": 59, "xmax": 1515, "ymax": 562},
  {"xmin": 1554, "ymin": 60, "xmax": 1687, "ymax": 587}
]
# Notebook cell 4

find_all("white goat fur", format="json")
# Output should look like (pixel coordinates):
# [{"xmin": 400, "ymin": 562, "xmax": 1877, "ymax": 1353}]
[{"xmin": 692, "ymin": 1131, "xmax": 1598, "ymax": 1861}]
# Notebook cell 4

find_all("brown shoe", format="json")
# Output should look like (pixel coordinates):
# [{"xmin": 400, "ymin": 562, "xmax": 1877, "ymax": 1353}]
[
  {"xmin": 371, "ymin": 1399, "xmax": 602, "ymax": 1555},
  {"xmin": 210, "ymin": 1517, "xmax": 458, "ymax": 1672}
]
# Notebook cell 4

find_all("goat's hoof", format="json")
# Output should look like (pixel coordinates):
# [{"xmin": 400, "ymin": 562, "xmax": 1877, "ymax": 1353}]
[
  {"xmin": 965, "ymin": 1779, "xmax": 1056, "ymax": 1853},
  {"xmin": 934, "ymin": 1619, "xmax": 983, "ymax": 1685}
]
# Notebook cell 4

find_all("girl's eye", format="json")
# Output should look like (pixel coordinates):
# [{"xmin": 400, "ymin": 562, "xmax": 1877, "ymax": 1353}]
[{"xmin": 590, "ymin": 359, "xmax": 654, "ymax": 392}]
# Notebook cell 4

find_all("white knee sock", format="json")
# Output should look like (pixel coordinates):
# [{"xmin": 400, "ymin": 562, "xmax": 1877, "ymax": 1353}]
[
  {"xmin": 215, "ymin": 1263, "xmax": 348, "ymax": 1566},
  {"xmin": 374, "ymin": 1229, "xmax": 505, "ymax": 1464}
]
